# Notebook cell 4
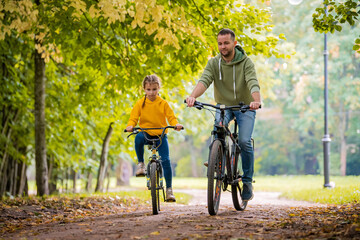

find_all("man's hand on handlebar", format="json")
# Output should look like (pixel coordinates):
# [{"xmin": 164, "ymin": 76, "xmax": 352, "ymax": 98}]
[
  {"xmin": 249, "ymin": 101, "xmax": 262, "ymax": 110},
  {"xmin": 186, "ymin": 96, "xmax": 196, "ymax": 107}
]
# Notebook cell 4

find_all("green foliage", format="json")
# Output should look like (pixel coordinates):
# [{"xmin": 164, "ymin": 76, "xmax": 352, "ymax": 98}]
[
  {"xmin": 312, "ymin": 0, "xmax": 360, "ymax": 53},
  {"xmin": 0, "ymin": 0, "xmax": 299, "ymax": 195},
  {"xmin": 253, "ymin": 0, "xmax": 360, "ymax": 176}
]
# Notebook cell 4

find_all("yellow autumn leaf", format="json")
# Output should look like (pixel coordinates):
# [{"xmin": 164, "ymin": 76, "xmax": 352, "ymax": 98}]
[
  {"xmin": 150, "ymin": 5, "xmax": 163, "ymax": 23},
  {"xmin": 89, "ymin": 5, "xmax": 98, "ymax": 18},
  {"xmin": 144, "ymin": 0, "xmax": 156, "ymax": 8},
  {"xmin": 134, "ymin": 3, "xmax": 146, "ymax": 28},
  {"xmin": 131, "ymin": 19, "xmax": 137, "ymax": 29},
  {"xmin": 69, "ymin": 0, "xmax": 86, "ymax": 19},
  {"xmin": 127, "ymin": 5, "xmax": 135, "ymax": 18},
  {"xmin": 145, "ymin": 21, "xmax": 158, "ymax": 35},
  {"xmin": 150, "ymin": 231, "xmax": 160, "ymax": 235}
]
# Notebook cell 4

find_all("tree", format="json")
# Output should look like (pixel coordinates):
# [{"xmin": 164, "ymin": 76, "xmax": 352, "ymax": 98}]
[
  {"xmin": 255, "ymin": 0, "xmax": 360, "ymax": 176},
  {"xmin": 1, "ymin": 0, "xmax": 287, "ymax": 196},
  {"xmin": 312, "ymin": 0, "xmax": 360, "ymax": 53}
]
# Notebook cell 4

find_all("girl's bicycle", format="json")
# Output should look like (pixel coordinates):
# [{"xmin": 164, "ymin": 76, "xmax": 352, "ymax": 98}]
[
  {"xmin": 125, "ymin": 126, "xmax": 183, "ymax": 215},
  {"xmin": 186, "ymin": 100, "xmax": 256, "ymax": 215}
]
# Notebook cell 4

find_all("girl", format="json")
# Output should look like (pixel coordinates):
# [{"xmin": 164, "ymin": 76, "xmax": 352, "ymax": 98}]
[{"xmin": 126, "ymin": 74, "xmax": 183, "ymax": 202}]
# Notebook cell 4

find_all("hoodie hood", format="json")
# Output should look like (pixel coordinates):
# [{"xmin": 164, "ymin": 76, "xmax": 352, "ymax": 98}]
[
  {"xmin": 232, "ymin": 45, "xmax": 246, "ymax": 63},
  {"xmin": 198, "ymin": 44, "xmax": 259, "ymax": 105}
]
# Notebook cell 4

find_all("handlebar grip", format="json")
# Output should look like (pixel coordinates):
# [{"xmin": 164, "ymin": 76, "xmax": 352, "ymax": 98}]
[{"xmin": 184, "ymin": 99, "xmax": 200, "ymax": 106}]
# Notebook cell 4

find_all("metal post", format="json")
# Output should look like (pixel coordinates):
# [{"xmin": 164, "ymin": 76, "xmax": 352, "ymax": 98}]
[{"xmin": 322, "ymin": 2, "xmax": 331, "ymax": 188}]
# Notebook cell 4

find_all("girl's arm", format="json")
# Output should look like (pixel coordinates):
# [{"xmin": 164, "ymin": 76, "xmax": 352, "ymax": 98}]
[{"xmin": 126, "ymin": 101, "xmax": 141, "ymax": 129}]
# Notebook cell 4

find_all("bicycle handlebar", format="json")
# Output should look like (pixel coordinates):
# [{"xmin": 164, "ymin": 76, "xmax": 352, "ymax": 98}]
[
  {"xmin": 183, "ymin": 99, "xmax": 260, "ymax": 112},
  {"xmin": 124, "ymin": 126, "xmax": 184, "ymax": 139}
]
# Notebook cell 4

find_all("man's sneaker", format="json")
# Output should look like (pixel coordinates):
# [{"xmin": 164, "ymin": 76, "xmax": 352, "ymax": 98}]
[
  {"xmin": 242, "ymin": 182, "xmax": 254, "ymax": 201},
  {"xmin": 204, "ymin": 161, "xmax": 208, "ymax": 167},
  {"xmin": 166, "ymin": 187, "xmax": 176, "ymax": 202},
  {"xmin": 135, "ymin": 162, "xmax": 146, "ymax": 177}
]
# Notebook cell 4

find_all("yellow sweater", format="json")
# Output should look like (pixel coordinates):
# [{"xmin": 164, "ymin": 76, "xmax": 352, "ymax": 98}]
[{"xmin": 126, "ymin": 96, "xmax": 179, "ymax": 136}]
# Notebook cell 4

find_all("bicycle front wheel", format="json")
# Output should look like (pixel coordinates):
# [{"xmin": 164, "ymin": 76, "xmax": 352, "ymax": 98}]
[
  {"xmin": 207, "ymin": 139, "xmax": 224, "ymax": 215},
  {"xmin": 231, "ymin": 150, "xmax": 247, "ymax": 211},
  {"xmin": 150, "ymin": 161, "xmax": 160, "ymax": 215}
]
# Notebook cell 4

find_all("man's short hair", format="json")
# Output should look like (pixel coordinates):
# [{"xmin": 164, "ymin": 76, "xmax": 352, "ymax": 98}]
[{"xmin": 218, "ymin": 29, "xmax": 235, "ymax": 41}]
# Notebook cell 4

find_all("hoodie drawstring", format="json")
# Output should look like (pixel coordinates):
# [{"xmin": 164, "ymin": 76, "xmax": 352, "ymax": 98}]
[
  {"xmin": 233, "ymin": 65, "xmax": 236, "ymax": 99},
  {"xmin": 218, "ymin": 58, "xmax": 222, "ymax": 80},
  {"xmin": 218, "ymin": 58, "xmax": 236, "ymax": 99}
]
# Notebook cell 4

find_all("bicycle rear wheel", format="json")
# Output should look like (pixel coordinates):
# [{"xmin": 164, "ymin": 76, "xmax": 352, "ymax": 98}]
[
  {"xmin": 231, "ymin": 150, "xmax": 247, "ymax": 211},
  {"xmin": 207, "ymin": 140, "xmax": 224, "ymax": 215},
  {"xmin": 150, "ymin": 161, "xmax": 160, "ymax": 215}
]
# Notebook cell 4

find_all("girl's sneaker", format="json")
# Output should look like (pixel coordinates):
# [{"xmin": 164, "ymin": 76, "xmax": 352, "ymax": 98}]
[
  {"xmin": 166, "ymin": 188, "xmax": 176, "ymax": 202},
  {"xmin": 135, "ymin": 162, "xmax": 146, "ymax": 177}
]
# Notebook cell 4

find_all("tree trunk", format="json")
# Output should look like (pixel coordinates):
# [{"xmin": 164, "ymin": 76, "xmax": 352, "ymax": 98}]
[
  {"xmin": 95, "ymin": 122, "xmax": 114, "ymax": 192},
  {"xmin": 0, "ymin": 109, "xmax": 19, "ymax": 197},
  {"xmin": 106, "ymin": 164, "xmax": 111, "ymax": 192},
  {"xmin": 0, "ymin": 155, "xmax": 8, "ymax": 198},
  {"xmin": 17, "ymin": 161, "xmax": 27, "ymax": 196},
  {"xmin": 48, "ymin": 156, "xmax": 58, "ymax": 194},
  {"xmin": 339, "ymin": 104, "xmax": 349, "ymax": 176},
  {"xmin": 11, "ymin": 158, "xmax": 18, "ymax": 196},
  {"xmin": 72, "ymin": 169, "xmax": 77, "ymax": 193},
  {"xmin": 34, "ymin": 37, "xmax": 49, "ymax": 196},
  {"xmin": 86, "ymin": 171, "xmax": 93, "ymax": 192},
  {"xmin": 65, "ymin": 168, "xmax": 69, "ymax": 193},
  {"xmin": 86, "ymin": 149, "xmax": 95, "ymax": 192}
]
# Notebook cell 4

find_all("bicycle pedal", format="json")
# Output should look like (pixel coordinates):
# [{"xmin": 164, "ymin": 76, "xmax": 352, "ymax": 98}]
[
  {"xmin": 166, "ymin": 199, "xmax": 176, "ymax": 203},
  {"xmin": 136, "ymin": 173, "xmax": 146, "ymax": 177}
]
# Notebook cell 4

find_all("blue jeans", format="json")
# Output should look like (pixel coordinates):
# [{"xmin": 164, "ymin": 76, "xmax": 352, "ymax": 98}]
[
  {"xmin": 134, "ymin": 132, "xmax": 172, "ymax": 188},
  {"xmin": 214, "ymin": 108, "xmax": 256, "ymax": 183}
]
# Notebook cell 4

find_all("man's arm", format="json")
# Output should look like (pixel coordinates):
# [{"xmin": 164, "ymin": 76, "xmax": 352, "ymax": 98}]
[
  {"xmin": 250, "ymin": 91, "xmax": 261, "ymax": 110},
  {"xmin": 186, "ymin": 82, "xmax": 207, "ymax": 107}
]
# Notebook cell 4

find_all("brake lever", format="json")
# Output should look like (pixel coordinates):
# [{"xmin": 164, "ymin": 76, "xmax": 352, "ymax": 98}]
[{"xmin": 126, "ymin": 130, "xmax": 139, "ymax": 138}]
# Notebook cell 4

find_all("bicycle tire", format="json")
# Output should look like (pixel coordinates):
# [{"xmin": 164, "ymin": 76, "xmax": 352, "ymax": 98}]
[
  {"xmin": 231, "ymin": 150, "xmax": 247, "ymax": 211},
  {"xmin": 207, "ymin": 140, "xmax": 223, "ymax": 215},
  {"xmin": 150, "ymin": 161, "xmax": 159, "ymax": 215}
]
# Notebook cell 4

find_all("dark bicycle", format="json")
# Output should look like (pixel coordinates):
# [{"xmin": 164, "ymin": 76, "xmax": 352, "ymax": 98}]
[
  {"xmin": 125, "ymin": 126, "xmax": 182, "ymax": 215},
  {"xmin": 186, "ymin": 100, "xmax": 257, "ymax": 215}
]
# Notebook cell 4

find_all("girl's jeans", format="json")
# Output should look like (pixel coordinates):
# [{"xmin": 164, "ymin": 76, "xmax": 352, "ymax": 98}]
[
  {"xmin": 135, "ymin": 132, "xmax": 172, "ymax": 188},
  {"xmin": 214, "ymin": 108, "xmax": 256, "ymax": 183}
]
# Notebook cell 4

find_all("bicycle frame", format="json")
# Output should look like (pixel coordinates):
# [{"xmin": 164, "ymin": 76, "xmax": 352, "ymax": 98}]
[
  {"xmin": 125, "ymin": 126, "xmax": 181, "ymax": 215},
  {"xmin": 185, "ymin": 100, "xmax": 254, "ymax": 215},
  {"xmin": 210, "ymin": 107, "xmax": 241, "ymax": 189}
]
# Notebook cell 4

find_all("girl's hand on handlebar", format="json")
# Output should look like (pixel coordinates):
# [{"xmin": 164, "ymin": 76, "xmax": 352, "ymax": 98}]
[
  {"xmin": 175, "ymin": 124, "xmax": 184, "ymax": 131},
  {"xmin": 125, "ymin": 126, "xmax": 134, "ymax": 132},
  {"xmin": 249, "ymin": 101, "xmax": 261, "ymax": 110}
]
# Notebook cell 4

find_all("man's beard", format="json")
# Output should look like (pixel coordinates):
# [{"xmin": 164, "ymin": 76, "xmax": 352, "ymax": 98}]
[{"xmin": 221, "ymin": 49, "xmax": 233, "ymax": 58}]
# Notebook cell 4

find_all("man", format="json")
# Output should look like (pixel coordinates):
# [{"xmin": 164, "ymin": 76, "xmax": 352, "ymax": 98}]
[{"xmin": 186, "ymin": 28, "xmax": 261, "ymax": 201}]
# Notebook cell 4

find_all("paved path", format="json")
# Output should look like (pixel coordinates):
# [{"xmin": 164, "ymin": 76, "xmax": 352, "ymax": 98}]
[{"xmin": 180, "ymin": 189, "xmax": 325, "ymax": 207}]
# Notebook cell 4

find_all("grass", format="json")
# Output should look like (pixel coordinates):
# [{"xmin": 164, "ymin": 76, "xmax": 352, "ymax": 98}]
[
  {"xmin": 27, "ymin": 175, "xmax": 359, "ymax": 205},
  {"xmin": 253, "ymin": 175, "xmax": 360, "ymax": 205}
]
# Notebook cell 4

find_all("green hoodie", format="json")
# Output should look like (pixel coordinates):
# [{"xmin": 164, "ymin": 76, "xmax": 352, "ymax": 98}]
[{"xmin": 199, "ymin": 45, "xmax": 260, "ymax": 105}]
